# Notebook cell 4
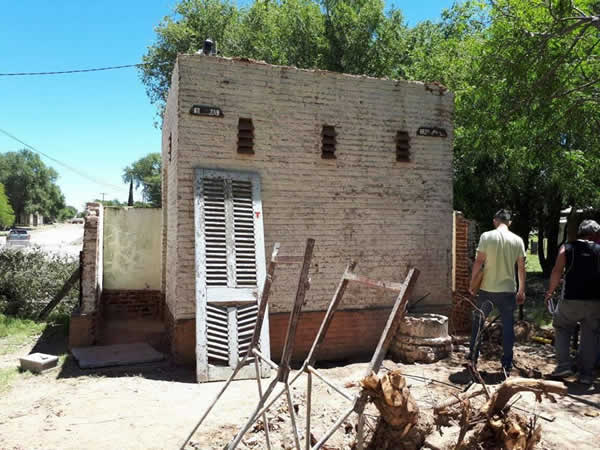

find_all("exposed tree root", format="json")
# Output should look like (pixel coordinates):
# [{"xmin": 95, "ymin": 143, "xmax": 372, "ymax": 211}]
[{"xmin": 435, "ymin": 377, "xmax": 566, "ymax": 450}]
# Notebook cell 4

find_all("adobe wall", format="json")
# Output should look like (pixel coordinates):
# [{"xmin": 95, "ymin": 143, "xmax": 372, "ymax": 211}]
[
  {"xmin": 103, "ymin": 207, "xmax": 162, "ymax": 290},
  {"xmin": 163, "ymin": 55, "xmax": 454, "ymax": 324}
]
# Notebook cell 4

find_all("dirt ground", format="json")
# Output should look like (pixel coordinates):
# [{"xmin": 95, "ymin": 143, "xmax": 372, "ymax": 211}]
[{"xmin": 1, "ymin": 327, "xmax": 599, "ymax": 450}]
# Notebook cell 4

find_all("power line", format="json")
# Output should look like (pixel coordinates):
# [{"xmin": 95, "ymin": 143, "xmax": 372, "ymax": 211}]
[
  {"xmin": 0, "ymin": 63, "xmax": 147, "ymax": 77},
  {"xmin": 0, "ymin": 127, "xmax": 124, "ymax": 192}
]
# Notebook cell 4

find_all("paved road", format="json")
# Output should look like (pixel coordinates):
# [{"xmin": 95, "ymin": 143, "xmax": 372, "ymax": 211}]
[{"xmin": 1, "ymin": 224, "xmax": 84, "ymax": 259}]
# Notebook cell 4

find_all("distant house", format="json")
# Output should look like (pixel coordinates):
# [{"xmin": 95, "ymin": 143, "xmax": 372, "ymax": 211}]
[{"xmin": 18, "ymin": 212, "xmax": 43, "ymax": 227}]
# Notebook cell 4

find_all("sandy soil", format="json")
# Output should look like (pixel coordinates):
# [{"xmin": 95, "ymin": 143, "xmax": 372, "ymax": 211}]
[
  {"xmin": 0, "ymin": 329, "xmax": 599, "ymax": 450},
  {"xmin": 28, "ymin": 223, "xmax": 84, "ymax": 258}
]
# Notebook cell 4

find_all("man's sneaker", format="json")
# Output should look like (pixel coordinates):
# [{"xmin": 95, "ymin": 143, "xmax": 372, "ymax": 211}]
[
  {"xmin": 578, "ymin": 375, "xmax": 595, "ymax": 385},
  {"xmin": 550, "ymin": 367, "xmax": 575, "ymax": 378}
]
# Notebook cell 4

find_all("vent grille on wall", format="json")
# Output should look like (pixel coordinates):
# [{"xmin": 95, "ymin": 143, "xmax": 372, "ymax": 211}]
[
  {"xmin": 321, "ymin": 125, "xmax": 337, "ymax": 159},
  {"xmin": 232, "ymin": 180, "xmax": 257, "ymax": 287},
  {"xmin": 203, "ymin": 178, "xmax": 228, "ymax": 287},
  {"xmin": 206, "ymin": 304, "xmax": 229, "ymax": 364},
  {"xmin": 396, "ymin": 131, "xmax": 411, "ymax": 162},
  {"xmin": 238, "ymin": 118, "xmax": 254, "ymax": 154},
  {"xmin": 237, "ymin": 303, "xmax": 258, "ymax": 358}
]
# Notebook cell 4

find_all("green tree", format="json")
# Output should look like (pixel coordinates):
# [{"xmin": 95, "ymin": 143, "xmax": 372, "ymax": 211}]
[
  {"xmin": 0, "ymin": 183, "xmax": 15, "ymax": 229},
  {"xmin": 140, "ymin": 0, "xmax": 409, "ymax": 113},
  {"xmin": 0, "ymin": 150, "xmax": 67, "ymax": 222},
  {"xmin": 122, "ymin": 153, "xmax": 162, "ymax": 207},
  {"xmin": 57, "ymin": 206, "xmax": 78, "ymax": 222}
]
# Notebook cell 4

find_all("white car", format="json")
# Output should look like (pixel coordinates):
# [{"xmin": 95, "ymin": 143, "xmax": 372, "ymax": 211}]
[{"xmin": 7, "ymin": 228, "xmax": 31, "ymax": 246}]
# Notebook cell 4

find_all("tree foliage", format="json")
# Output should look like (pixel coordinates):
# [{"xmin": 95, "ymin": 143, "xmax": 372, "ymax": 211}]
[
  {"xmin": 0, "ymin": 150, "xmax": 66, "ymax": 223},
  {"xmin": 122, "ymin": 153, "xmax": 162, "ymax": 207},
  {"xmin": 0, "ymin": 183, "xmax": 15, "ymax": 229},
  {"xmin": 57, "ymin": 206, "xmax": 78, "ymax": 222}
]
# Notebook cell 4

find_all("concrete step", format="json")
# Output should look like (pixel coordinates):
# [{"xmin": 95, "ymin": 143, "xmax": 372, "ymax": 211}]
[{"xmin": 97, "ymin": 319, "xmax": 168, "ymax": 353}]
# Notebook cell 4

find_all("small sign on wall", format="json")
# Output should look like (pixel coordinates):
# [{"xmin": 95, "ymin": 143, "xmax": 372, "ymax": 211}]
[
  {"xmin": 190, "ymin": 104, "xmax": 224, "ymax": 117},
  {"xmin": 417, "ymin": 127, "xmax": 447, "ymax": 137}
]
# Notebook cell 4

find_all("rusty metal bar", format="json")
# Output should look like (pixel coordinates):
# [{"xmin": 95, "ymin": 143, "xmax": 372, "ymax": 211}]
[
  {"xmin": 311, "ymin": 405, "xmax": 354, "ymax": 450},
  {"xmin": 301, "ymin": 261, "xmax": 356, "ymax": 370},
  {"xmin": 179, "ymin": 243, "xmax": 280, "ymax": 450},
  {"xmin": 254, "ymin": 356, "xmax": 272, "ymax": 450},
  {"xmin": 227, "ymin": 239, "xmax": 315, "ymax": 450},
  {"xmin": 306, "ymin": 366, "xmax": 353, "ymax": 401},
  {"xmin": 252, "ymin": 348, "xmax": 279, "ymax": 370}
]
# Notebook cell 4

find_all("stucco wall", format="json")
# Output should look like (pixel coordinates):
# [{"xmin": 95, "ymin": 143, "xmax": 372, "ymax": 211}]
[
  {"xmin": 103, "ymin": 207, "xmax": 162, "ymax": 290},
  {"xmin": 164, "ymin": 55, "xmax": 454, "ymax": 320}
]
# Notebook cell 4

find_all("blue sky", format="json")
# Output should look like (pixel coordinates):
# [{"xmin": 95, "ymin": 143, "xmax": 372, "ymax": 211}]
[{"xmin": 0, "ymin": 0, "xmax": 455, "ymax": 211}]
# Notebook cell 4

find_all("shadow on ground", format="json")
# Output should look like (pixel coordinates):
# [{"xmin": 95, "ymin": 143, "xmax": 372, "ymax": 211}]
[{"xmin": 27, "ymin": 323, "xmax": 196, "ymax": 384}]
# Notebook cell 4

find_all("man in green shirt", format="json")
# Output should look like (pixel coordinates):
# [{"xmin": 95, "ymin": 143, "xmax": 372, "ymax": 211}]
[{"xmin": 468, "ymin": 209, "xmax": 526, "ymax": 375}]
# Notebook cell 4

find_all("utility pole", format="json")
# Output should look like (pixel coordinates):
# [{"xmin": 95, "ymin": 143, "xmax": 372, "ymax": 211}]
[{"xmin": 99, "ymin": 192, "xmax": 107, "ymax": 204}]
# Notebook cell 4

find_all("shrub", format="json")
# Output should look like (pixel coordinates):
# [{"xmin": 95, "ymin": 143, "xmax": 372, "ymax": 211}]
[{"xmin": 0, "ymin": 247, "xmax": 79, "ymax": 319}]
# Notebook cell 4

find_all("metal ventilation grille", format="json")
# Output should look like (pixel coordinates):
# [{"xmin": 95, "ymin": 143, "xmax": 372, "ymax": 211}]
[
  {"xmin": 203, "ymin": 178, "xmax": 228, "ymax": 287},
  {"xmin": 396, "ymin": 131, "xmax": 411, "ymax": 162},
  {"xmin": 238, "ymin": 118, "xmax": 254, "ymax": 154},
  {"xmin": 237, "ymin": 303, "xmax": 258, "ymax": 358},
  {"xmin": 206, "ymin": 304, "xmax": 229, "ymax": 363},
  {"xmin": 232, "ymin": 180, "xmax": 257, "ymax": 287},
  {"xmin": 321, "ymin": 125, "xmax": 337, "ymax": 159}
]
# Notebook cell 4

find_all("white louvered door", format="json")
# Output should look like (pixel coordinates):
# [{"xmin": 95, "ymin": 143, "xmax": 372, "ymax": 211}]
[{"xmin": 194, "ymin": 169, "xmax": 268, "ymax": 382}]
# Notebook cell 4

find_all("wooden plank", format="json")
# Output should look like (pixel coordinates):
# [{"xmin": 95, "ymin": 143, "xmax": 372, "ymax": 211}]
[
  {"xmin": 38, "ymin": 266, "xmax": 80, "ymax": 320},
  {"xmin": 302, "ymin": 261, "xmax": 357, "ymax": 368},
  {"xmin": 365, "ymin": 267, "xmax": 420, "ymax": 375},
  {"xmin": 344, "ymin": 272, "xmax": 405, "ymax": 292},
  {"xmin": 278, "ymin": 238, "xmax": 315, "ymax": 382}
]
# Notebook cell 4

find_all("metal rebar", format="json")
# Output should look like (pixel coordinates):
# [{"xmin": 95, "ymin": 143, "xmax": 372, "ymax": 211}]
[
  {"xmin": 285, "ymin": 382, "xmax": 302, "ymax": 450},
  {"xmin": 227, "ymin": 378, "xmax": 280, "ymax": 449},
  {"xmin": 254, "ymin": 356, "xmax": 272, "ymax": 450},
  {"xmin": 307, "ymin": 366, "xmax": 353, "ymax": 401},
  {"xmin": 179, "ymin": 353, "xmax": 249, "ymax": 450},
  {"xmin": 311, "ymin": 405, "xmax": 355, "ymax": 450},
  {"xmin": 253, "ymin": 347, "xmax": 279, "ymax": 370},
  {"xmin": 305, "ymin": 371, "xmax": 312, "ymax": 450}
]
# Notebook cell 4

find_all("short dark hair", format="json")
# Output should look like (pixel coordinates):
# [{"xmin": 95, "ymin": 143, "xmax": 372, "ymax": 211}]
[{"xmin": 494, "ymin": 209, "xmax": 511, "ymax": 224}]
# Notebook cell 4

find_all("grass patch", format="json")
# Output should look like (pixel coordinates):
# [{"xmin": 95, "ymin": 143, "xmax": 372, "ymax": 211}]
[
  {"xmin": 526, "ymin": 249, "xmax": 543, "ymax": 274},
  {"xmin": 0, "ymin": 314, "xmax": 46, "ymax": 355},
  {"xmin": 0, "ymin": 367, "xmax": 19, "ymax": 393}
]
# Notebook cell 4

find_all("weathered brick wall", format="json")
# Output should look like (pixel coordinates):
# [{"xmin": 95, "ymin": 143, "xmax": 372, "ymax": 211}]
[
  {"xmin": 81, "ymin": 202, "xmax": 103, "ymax": 314},
  {"xmin": 162, "ymin": 63, "xmax": 180, "ymax": 320},
  {"xmin": 164, "ymin": 55, "xmax": 454, "ymax": 322},
  {"xmin": 450, "ymin": 212, "xmax": 479, "ymax": 333},
  {"xmin": 101, "ymin": 289, "xmax": 164, "ymax": 320}
]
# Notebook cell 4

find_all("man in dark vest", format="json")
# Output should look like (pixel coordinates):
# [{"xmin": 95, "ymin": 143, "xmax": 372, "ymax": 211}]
[{"xmin": 545, "ymin": 219, "xmax": 600, "ymax": 385}]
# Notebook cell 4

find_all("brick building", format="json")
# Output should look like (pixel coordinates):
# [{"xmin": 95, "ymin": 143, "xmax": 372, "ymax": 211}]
[{"xmin": 161, "ymin": 54, "xmax": 455, "ymax": 381}]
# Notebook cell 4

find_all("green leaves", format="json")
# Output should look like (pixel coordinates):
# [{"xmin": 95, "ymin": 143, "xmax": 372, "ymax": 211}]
[
  {"xmin": 0, "ymin": 150, "xmax": 66, "ymax": 222},
  {"xmin": 0, "ymin": 184, "xmax": 14, "ymax": 229},
  {"xmin": 122, "ymin": 153, "xmax": 162, "ymax": 207}
]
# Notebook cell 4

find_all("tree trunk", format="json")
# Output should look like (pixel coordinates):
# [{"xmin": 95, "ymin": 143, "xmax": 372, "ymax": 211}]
[{"xmin": 128, "ymin": 180, "xmax": 134, "ymax": 206}]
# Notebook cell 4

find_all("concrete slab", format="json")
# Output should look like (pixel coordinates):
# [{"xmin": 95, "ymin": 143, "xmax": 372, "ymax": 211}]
[
  {"xmin": 71, "ymin": 342, "xmax": 164, "ymax": 369},
  {"xmin": 19, "ymin": 353, "xmax": 59, "ymax": 373}
]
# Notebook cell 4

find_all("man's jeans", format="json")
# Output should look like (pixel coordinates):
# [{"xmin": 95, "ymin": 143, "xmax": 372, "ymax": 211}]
[
  {"xmin": 553, "ymin": 299, "xmax": 600, "ymax": 377},
  {"xmin": 469, "ymin": 290, "xmax": 516, "ymax": 369}
]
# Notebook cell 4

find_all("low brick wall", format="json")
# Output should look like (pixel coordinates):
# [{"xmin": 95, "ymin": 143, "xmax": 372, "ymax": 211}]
[
  {"xmin": 269, "ymin": 308, "xmax": 393, "ymax": 363},
  {"xmin": 450, "ymin": 212, "xmax": 479, "ymax": 333},
  {"xmin": 168, "ymin": 307, "xmax": 394, "ymax": 367},
  {"xmin": 68, "ymin": 310, "xmax": 96, "ymax": 349},
  {"xmin": 165, "ymin": 307, "xmax": 195, "ymax": 365},
  {"xmin": 102, "ymin": 289, "xmax": 164, "ymax": 320}
]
